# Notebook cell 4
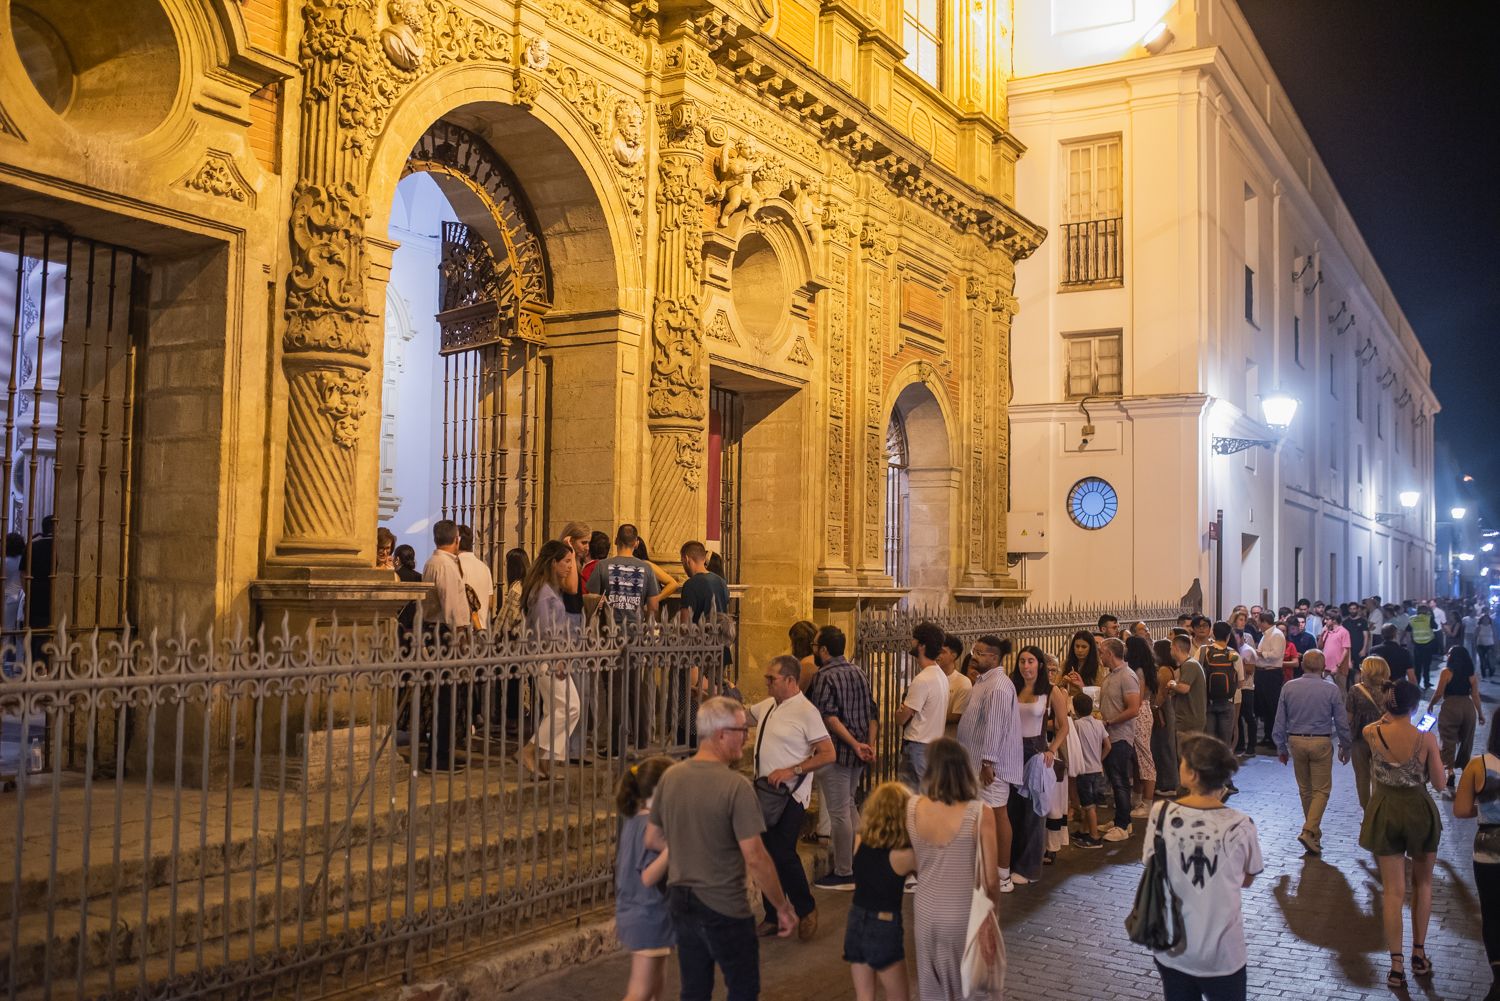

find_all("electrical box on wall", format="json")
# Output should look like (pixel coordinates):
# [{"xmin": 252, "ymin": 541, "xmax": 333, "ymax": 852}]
[{"xmin": 1007, "ymin": 510, "xmax": 1049, "ymax": 555}]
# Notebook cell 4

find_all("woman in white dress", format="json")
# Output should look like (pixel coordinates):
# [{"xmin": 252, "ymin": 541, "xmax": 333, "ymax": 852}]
[{"xmin": 518, "ymin": 540, "xmax": 583, "ymax": 780}]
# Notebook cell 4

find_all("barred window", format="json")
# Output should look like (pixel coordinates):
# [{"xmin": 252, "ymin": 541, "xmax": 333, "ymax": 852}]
[{"xmin": 885, "ymin": 411, "xmax": 910, "ymax": 585}]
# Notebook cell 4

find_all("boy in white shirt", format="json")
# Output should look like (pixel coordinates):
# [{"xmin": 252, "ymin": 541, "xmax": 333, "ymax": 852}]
[{"xmin": 1069, "ymin": 693, "xmax": 1111, "ymax": 848}]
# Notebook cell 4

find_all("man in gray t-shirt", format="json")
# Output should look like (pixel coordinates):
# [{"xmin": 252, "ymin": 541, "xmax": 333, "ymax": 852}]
[
  {"xmin": 650, "ymin": 697, "xmax": 795, "ymax": 996},
  {"xmin": 1097, "ymin": 637, "xmax": 1142, "ymax": 839},
  {"xmin": 1168, "ymin": 633, "xmax": 1208, "ymax": 735},
  {"xmin": 585, "ymin": 523, "xmax": 661, "ymax": 623}
]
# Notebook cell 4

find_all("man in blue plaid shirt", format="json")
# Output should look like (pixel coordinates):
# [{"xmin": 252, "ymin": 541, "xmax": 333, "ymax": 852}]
[{"xmin": 806, "ymin": 624, "xmax": 877, "ymax": 890}]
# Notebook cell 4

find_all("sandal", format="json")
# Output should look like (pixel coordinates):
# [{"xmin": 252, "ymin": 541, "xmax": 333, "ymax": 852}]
[
  {"xmin": 1387, "ymin": 953, "xmax": 1406, "ymax": 989},
  {"xmin": 1411, "ymin": 944, "xmax": 1432, "ymax": 978}
]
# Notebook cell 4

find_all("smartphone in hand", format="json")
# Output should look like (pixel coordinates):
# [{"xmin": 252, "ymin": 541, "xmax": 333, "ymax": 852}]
[{"xmin": 1415, "ymin": 712, "xmax": 1437, "ymax": 733}]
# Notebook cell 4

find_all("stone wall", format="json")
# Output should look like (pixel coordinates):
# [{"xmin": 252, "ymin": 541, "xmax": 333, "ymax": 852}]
[{"xmin": 0, "ymin": 0, "xmax": 1044, "ymax": 661}]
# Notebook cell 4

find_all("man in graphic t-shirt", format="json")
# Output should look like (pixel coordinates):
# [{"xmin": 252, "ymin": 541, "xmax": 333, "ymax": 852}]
[{"xmin": 586, "ymin": 523, "xmax": 662, "ymax": 624}]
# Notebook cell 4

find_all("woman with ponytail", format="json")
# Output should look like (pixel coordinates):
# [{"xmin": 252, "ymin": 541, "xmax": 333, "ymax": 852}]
[{"xmin": 614, "ymin": 755, "xmax": 677, "ymax": 1001}]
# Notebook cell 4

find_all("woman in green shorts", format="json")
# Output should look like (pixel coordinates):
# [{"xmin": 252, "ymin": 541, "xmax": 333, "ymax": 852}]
[{"xmin": 1359, "ymin": 680, "xmax": 1447, "ymax": 990}]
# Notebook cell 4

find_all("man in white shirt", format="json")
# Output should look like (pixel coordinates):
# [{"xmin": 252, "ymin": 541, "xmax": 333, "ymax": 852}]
[
  {"xmin": 896, "ymin": 621, "xmax": 950, "ymax": 790},
  {"xmin": 456, "ymin": 525, "xmax": 494, "ymax": 630},
  {"xmin": 750, "ymin": 654, "xmax": 835, "ymax": 941},
  {"xmin": 1253, "ymin": 611, "xmax": 1287, "ymax": 749},
  {"xmin": 956, "ymin": 634, "xmax": 1023, "ymax": 890},
  {"xmin": 939, "ymin": 633, "xmax": 972, "ymax": 738},
  {"xmin": 420, "ymin": 519, "xmax": 469, "ymax": 633},
  {"xmin": 418, "ymin": 519, "xmax": 470, "ymax": 770}
]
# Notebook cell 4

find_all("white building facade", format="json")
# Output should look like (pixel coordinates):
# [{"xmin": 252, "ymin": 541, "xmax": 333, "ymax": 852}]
[{"xmin": 1005, "ymin": 0, "xmax": 1438, "ymax": 612}]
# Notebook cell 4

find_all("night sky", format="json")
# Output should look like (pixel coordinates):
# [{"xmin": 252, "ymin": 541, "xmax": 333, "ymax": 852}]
[{"xmin": 1235, "ymin": 0, "xmax": 1498, "ymax": 519}]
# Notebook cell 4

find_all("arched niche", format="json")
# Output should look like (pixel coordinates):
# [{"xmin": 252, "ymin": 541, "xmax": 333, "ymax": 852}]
[{"xmin": 702, "ymin": 200, "xmax": 824, "ymax": 366}]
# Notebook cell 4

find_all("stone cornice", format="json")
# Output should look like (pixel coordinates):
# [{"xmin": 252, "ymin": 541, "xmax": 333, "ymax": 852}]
[{"xmin": 691, "ymin": 10, "xmax": 1045, "ymax": 258}]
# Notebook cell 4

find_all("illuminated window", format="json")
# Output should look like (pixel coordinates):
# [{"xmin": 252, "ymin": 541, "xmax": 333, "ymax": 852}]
[{"xmin": 903, "ymin": 0, "xmax": 942, "ymax": 88}]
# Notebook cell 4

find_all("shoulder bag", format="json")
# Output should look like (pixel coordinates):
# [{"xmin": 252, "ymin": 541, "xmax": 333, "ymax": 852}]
[
  {"xmin": 961, "ymin": 801, "xmax": 1006, "ymax": 996},
  {"xmin": 752, "ymin": 702, "xmax": 805, "ymax": 826},
  {"xmin": 1125, "ymin": 803, "xmax": 1184, "ymax": 951}
]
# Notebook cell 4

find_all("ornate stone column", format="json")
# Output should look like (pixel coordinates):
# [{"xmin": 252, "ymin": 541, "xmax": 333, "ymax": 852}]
[
  {"xmin": 274, "ymin": 1, "xmax": 379, "ymax": 565},
  {"xmin": 647, "ymin": 97, "xmax": 709, "ymax": 557}
]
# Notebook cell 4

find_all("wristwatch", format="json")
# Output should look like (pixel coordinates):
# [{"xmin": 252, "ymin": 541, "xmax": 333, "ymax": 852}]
[{"xmin": 793, "ymin": 764, "xmax": 804, "ymax": 776}]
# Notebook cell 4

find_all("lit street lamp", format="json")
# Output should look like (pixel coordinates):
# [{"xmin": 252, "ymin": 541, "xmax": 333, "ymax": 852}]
[
  {"xmin": 1211, "ymin": 392, "xmax": 1300, "ymax": 455},
  {"xmin": 1399, "ymin": 490, "xmax": 1421, "ymax": 509}
]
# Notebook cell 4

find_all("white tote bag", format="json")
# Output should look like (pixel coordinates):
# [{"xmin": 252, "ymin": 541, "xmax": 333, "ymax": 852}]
[{"xmin": 960, "ymin": 802, "xmax": 1006, "ymax": 997}]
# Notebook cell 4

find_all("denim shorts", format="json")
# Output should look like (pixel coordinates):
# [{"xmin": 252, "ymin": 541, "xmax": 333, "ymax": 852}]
[
  {"xmin": 842, "ymin": 903, "xmax": 904, "ymax": 971},
  {"xmin": 1076, "ymin": 772, "xmax": 1107, "ymax": 807}
]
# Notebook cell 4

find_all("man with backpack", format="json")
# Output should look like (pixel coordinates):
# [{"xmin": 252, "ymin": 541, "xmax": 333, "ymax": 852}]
[{"xmin": 1200, "ymin": 621, "xmax": 1242, "ymax": 777}]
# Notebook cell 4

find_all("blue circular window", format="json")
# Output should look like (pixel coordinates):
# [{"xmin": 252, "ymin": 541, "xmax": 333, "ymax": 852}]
[{"xmin": 1067, "ymin": 477, "xmax": 1118, "ymax": 530}]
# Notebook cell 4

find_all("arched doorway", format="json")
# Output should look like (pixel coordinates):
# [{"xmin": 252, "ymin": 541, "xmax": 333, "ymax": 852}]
[
  {"xmin": 886, "ymin": 381, "xmax": 953, "ymax": 608},
  {"xmin": 380, "ymin": 121, "xmax": 551, "ymax": 576}
]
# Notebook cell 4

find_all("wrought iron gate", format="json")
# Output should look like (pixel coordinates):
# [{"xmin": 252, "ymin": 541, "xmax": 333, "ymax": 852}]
[
  {"xmin": 436, "ymin": 220, "xmax": 547, "ymax": 571},
  {"xmin": 2, "ymin": 219, "xmax": 143, "ymax": 776}
]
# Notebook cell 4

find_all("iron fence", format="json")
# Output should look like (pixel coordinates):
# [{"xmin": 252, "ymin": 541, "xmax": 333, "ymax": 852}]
[
  {"xmin": 0, "ymin": 617, "xmax": 729, "ymax": 1001},
  {"xmin": 855, "ymin": 600, "xmax": 1189, "ymax": 784}
]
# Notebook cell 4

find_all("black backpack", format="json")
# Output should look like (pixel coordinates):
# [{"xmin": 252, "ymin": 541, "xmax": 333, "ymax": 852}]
[{"xmin": 1202, "ymin": 646, "xmax": 1238, "ymax": 705}]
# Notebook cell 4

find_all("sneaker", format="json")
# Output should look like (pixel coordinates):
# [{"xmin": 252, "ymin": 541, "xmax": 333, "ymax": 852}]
[
  {"xmin": 1225, "ymin": 782, "xmax": 1240, "ymax": 795},
  {"xmin": 1103, "ymin": 825, "xmax": 1133, "ymax": 842},
  {"xmin": 1075, "ymin": 835, "xmax": 1103, "ymax": 849},
  {"xmin": 997, "ymin": 876, "xmax": 1014, "ymax": 894},
  {"xmin": 1297, "ymin": 832, "xmax": 1321, "ymax": 856},
  {"xmin": 1130, "ymin": 803, "xmax": 1150, "ymax": 819},
  {"xmin": 1010, "ymin": 873, "xmax": 1031, "ymax": 885},
  {"xmin": 903, "ymin": 875, "xmax": 918, "ymax": 894},
  {"xmin": 813, "ymin": 872, "xmax": 855, "ymax": 891}
]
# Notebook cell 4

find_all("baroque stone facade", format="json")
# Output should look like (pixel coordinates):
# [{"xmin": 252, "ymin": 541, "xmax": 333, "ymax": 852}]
[{"xmin": 0, "ymin": 0, "xmax": 1042, "ymax": 658}]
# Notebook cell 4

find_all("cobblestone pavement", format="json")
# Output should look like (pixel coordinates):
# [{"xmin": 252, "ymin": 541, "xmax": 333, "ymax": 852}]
[{"xmin": 505, "ymin": 682, "xmax": 1495, "ymax": 1000}]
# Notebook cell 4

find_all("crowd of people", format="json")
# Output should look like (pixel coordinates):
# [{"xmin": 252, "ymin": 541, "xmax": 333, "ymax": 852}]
[
  {"xmin": 595, "ymin": 598, "xmax": 1497, "ymax": 1001},
  {"xmin": 366, "ymin": 522, "xmax": 1495, "ymax": 1000}
]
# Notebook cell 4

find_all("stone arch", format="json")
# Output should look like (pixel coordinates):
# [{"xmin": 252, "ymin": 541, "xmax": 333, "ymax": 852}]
[
  {"xmin": 882, "ymin": 364, "xmax": 957, "ymax": 607},
  {"xmin": 364, "ymin": 72, "xmax": 638, "ymax": 563},
  {"xmin": 364, "ymin": 69, "xmax": 636, "ymax": 317}
]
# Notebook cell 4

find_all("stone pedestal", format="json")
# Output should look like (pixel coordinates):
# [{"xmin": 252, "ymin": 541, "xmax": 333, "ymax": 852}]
[{"xmin": 250, "ymin": 568, "xmax": 428, "ymax": 635}]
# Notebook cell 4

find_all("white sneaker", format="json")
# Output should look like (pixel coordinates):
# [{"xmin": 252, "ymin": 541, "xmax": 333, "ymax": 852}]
[
  {"xmin": 1103, "ymin": 825, "xmax": 1134, "ymax": 842},
  {"xmin": 997, "ymin": 876, "xmax": 1015, "ymax": 893},
  {"xmin": 903, "ymin": 875, "xmax": 918, "ymax": 894},
  {"xmin": 1130, "ymin": 804, "xmax": 1150, "ymax": 819}
]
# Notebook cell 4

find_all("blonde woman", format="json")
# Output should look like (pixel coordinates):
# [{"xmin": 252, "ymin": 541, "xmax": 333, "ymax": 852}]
[
  {"xmin": 1348, "ymin": 656, "xmax": 1391, "ymax": 808},
  {"xmin": 844, "ymin": 782, "xmax": 916, "ymax": 1001}
]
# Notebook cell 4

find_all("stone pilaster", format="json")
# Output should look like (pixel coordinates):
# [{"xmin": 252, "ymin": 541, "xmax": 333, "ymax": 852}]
[{"xmin": 647, "ymin": 96, "xmax": 709, "ymax": 557}]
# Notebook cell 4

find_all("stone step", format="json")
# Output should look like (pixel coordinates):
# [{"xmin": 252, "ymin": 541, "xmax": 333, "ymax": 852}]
[
  {"xmin": 2, "ymin": 800, "xmax": 618, "ymax": 995},
  {"xmin": 4, "ymin": 840, "xmax": 615, "ymax": 1001},
  {"xmin": 0, "ymin": 755, "xmax": 621, "ymax": 919}
]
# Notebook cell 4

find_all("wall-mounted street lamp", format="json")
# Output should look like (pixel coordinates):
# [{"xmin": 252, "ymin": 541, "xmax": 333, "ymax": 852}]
[
  {"xmin": 1452, "ymin": 506, "xmax": 1468, "ymax": 520},
  {"xmin": 1377, "ymin": 491, "xmax": 1422, "ymax": 526},
  {"xmin": 1211, "ymin": 392, "xmax": 1299, "ymax": 455},
  {"xmin": 1459, "ymin": 552, "xmax": 1476, "ymax": 562}
]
